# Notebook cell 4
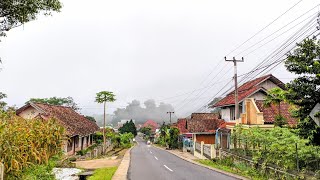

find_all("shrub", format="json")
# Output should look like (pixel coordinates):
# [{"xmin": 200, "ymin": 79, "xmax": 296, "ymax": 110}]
[{"xmin": 0, "ymin": 113, "xmax": 65, "ymax": 178}]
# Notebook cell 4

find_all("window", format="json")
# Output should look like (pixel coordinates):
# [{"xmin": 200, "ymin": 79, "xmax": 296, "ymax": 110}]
[{"xmin": 230, "ymin": 107, "xmax": 235, "ymax": 120}]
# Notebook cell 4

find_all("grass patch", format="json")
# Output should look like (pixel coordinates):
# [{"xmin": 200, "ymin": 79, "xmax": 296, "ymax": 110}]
[
  {"xmin": 196, "ymin": 159, "xmax": 268, "ymax": 180},
  {"xmin": 88, "ymin": 167, "xmax": 118, "ymax": 180}
]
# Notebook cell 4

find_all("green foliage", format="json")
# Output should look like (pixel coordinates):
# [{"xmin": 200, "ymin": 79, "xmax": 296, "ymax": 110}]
[
  {"xmin": 119, "ymin": 133, "xmax": 134, "ymax": 148},
  {"xmin": 0, "ymin": 114, "xmax": 65, "ymax": 178},
  {"xmin": 118, "ymin": 120, "xmax": 137, "ymax": 136},
  {"xmin": 95, "ymin": 91, "xmax": 116, "ymax": 104},
  {"xmin": 27, "ymin": 96, "xmax": 80, "ymax": 111},
  {"xmin": 197, "ymin": 159, "xmax": 268, "ymax": 180},
  {"xmin": 140, "ymin": 127, "xmax": 152, "ymax": 136},
  {"xmin": 284, "ymin": 38, "xmax": 320, "ymax": 145},
  {"xmin": 274, "ymin": 114, "xmax": 287, "ymax": 128},
  {"xmin": 168, "ymin": 127, "xmax": 180, "ymax": 149},
  {"xmin": 15, "ymin": 156, "xmax": 60, "ymax": 180},
  {"xmin": 89, "ymin": 167, "xmax": 118, "ymax": 180},
  {"xmin": 156, "ymin": 123, "xmax": 180, "ymax": 149},
  {"xmin": 264, "ymin": 88, "xmax": 288, "ymax": 127},
  {"xmin": 231, "ymin": 126, "xmax": 320, "ymax": 171},
  {"xmin": 0, "ymin": 0, "xmax": 62, "ymax": 38},
  {"xmin": 0, "ymin": 92, "xmax": 7, "ymax": 110},
  {"xmin": 85, "ymin": 116, "xmax": 96, "ymax": 122}
]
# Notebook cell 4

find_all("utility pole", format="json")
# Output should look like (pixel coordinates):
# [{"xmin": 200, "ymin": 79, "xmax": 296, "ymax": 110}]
[
  {"xmin": 167, "ymin": 111, "xmax": 174, "ymax": 124},
  {"xmin": 225, "ymin": 57, "xmax": 244, "ymax": 120}
]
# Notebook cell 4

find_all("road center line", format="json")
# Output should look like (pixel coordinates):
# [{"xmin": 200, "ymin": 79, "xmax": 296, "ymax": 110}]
[
  {"xmin": 154, "ymin": 156, "xmax": 158, "ymax": 160},
  {"xmin": 163, "ymin": 165, "xmax": 173, "ymax": 172}
]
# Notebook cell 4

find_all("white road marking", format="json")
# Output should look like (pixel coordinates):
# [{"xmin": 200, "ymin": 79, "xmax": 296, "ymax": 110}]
[
  {"xmin": 163, "ymin": 165, "xmax": 173, "ymax": 172},
  {"xmin": 150, "ymin": 151, "xmax": 152, "ymax": 154},
  {"xmin": 154, "ymin": 156, "xmax": 158, "ymax": 160}
]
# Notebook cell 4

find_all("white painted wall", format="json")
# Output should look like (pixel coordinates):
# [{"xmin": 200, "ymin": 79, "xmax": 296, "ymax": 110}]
[
  {"xmin": 248, "ymin": 91, "xmax": 266, "ymax": 100},
  {"xmin": 18, "ymin": 106, "xmax": 40, "ymax": 119},
  {"xmin": 221, "ymin": 108, "xmax": 231, "ymax": 121},
  {"xmin": 260, "ymin": 79, "xmax": 279, "ymax": 90}
]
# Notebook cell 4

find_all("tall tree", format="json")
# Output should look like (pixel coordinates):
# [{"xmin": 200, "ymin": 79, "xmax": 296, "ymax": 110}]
[
  {"xmin": 284, "ymin": 38, "xmax": 320, "ymax": 145},
  {"xmin": 264, "ymin": 87, "xmax": 287, "ymax": 127},
  {"xmin": 95, "ymin": 91, "xmax": 116, "ymax": 153},
  {"xmin": 26, "ymin": 96, "xmax": 80, "ymax": 111},
  {"xmin": 118, "ymin": 120, "xmax": 137, "ymax": 136},
  {"xmin": 0, "ymin": 0, "xmax": 62, "ymax": 38}
]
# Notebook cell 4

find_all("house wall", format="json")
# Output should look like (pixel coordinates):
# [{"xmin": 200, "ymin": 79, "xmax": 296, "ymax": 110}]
[
  {"xmin": 221, "ymin": 108, "xmax": 231, "ymax": 121},
  {"xmin": 248, "ymin": 91, "xmax": 266, "ymax": 101},
  {"xmin": 195, "ymin": 134, "xmax": 215, "ymax": 144},
  {"xmin": 240, "ymin": 98, "xmax": 264, "ymax": 125},
  {"xmin": 18, "ymin": 107, "xmax": 40, "ymax": 119},
  {"xmin": 259, "ymin": 79, "xmax": 279, "ymax": 90}
]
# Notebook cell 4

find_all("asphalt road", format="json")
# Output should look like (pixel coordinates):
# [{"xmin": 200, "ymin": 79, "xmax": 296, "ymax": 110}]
[{"xmin": 128, "ymin": 136, "xmax": 237, "ymax": 180}]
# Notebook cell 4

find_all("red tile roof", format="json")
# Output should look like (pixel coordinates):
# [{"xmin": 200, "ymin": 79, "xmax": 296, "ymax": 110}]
[
  {"xmin": 142, "ymin": 120, "xmax": 159, "ymax": 131},
  {"xmin": 213, "ymin": 74, "xmax": 285, "ymax": 107},
  {"xmin": 176, "ymin": 118, "xmax": 189, "ymax": 134},
  {"xmin": 17, "ymin": 103, "xmax": 99, "ymax": 137},
  {"xmin": 255, "ymin": 100, "xmax": 297, "ymax": 125}
]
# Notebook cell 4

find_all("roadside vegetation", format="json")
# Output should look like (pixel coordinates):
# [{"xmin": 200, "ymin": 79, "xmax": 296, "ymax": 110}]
[
  {"xmin": 0, "ymin": 108, "xmax": 65, "ymax": 179},
  {"xmin": 88, "ymin": 167, "xmax": 118, "ymax": 180},
  {"xmin": 197, "ymin": 158, "xmax": 268, "ymax": 180},
  {"xmin": 155, "ymin": 124, "xmax": 180, "ymax": 149},
  {"xmin": 230, "ymin": 126, "xmax": 320, "ymax": 178}
]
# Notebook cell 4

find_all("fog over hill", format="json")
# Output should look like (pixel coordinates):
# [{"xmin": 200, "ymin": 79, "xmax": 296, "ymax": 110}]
[{"xmin": 112, "ymin": 99, "xmax": 176, "ymax": 125}]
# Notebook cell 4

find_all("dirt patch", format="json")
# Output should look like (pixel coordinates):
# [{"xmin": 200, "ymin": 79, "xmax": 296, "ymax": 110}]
[
  {"xmin": 74, "ymin": 148, "xmax": 129, "ymax": 169},
  {"xmin": 75, "ymin": 157, "xmax": 121, "ymax": 169}
]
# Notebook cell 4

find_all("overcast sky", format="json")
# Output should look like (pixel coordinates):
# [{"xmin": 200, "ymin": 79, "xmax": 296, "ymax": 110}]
[{"xmin": 0, "ymin": 0, "xmax": 319, "ymax": 117}]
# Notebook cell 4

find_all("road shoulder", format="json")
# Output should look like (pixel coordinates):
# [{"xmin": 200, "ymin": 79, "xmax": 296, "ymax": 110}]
[
  {"xmin": 152, "ymin": 145, "xmax": 248, "ymax": 180},
  {"xmin": 112, "ymin": 146, "xmax": 134, "ymax": 180}
]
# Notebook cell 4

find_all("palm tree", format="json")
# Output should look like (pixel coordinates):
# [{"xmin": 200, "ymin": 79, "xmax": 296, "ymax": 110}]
[
  {"xmin": 95, "ymin": 91, "xmax": 116, "ymax": 153},
  {"xmin": 264, "ymin": 87, "xmax": 287, "ymax": 127}
]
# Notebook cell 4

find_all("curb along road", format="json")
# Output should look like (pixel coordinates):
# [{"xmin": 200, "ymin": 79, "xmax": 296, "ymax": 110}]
[
  {"xmin": 112, "ymin": 145, "xmax": 134, "ymax": 180},
  {"xmin": 152, "ymin": 145, "xmax": 248, "ymax": 180}
]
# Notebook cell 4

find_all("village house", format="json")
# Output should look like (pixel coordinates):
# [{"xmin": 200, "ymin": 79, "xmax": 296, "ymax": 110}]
[
  {"xmin": 16, "ymin": 103, "xmax": 99, "ymax": 155},
  {"xmin": 213, "ymin": 74, "xmax": 296, "ymax": 129},
  {"xmin": 178, "ymin": 113, "xmax": 226, "ymax": 145}
]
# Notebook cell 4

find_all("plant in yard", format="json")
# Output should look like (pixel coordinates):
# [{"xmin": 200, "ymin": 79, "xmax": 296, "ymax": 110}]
[
  {"xmin": 264, "ymin": 87, "xmax": 287, "ymax": 127},
  {"xmin": 0, "ymin": 113, "xmax": 65, "ymax": 178},
  {"xmin": 95, "ymin": 91, "xmax": 116, "ymax": 153}
]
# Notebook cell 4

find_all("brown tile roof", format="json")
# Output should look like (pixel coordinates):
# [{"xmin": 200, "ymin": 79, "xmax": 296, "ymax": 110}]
[
  {"xmin": 213, "ymin": 74, "xmax": 285, "ymax": 108},
  {"xmin": 187, "ymin": 113, "xmax": 225, "ymax": 133},
  {"xmin": 255, "ymin": 100, "xmax": 297, "ymax": 125},
  {"xmin": 17, "ymin": 103, "xmax": 99, "ymax": 137},
  {"xmin": 191, "ymin": 113, "xmax": 220, "ymax": 120}
]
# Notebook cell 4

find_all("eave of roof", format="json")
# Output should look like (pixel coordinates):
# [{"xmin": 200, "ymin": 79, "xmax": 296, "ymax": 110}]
[{"xmin": 213, "ymin": 74, "xmax": 284, "ymax": 108}]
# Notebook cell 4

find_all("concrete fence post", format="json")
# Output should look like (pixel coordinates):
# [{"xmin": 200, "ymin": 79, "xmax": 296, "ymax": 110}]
[
  {"xmin": 201, "ymin": 141, "xmax": 204, "ymax": 158},
  {"xmin": 211, "ymin": 144, "xmax": 216, "ymax": 159}
]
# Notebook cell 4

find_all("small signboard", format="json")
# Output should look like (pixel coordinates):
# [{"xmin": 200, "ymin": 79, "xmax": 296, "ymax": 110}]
[{"xmin": 309, "ymin": 103, "xmax": 320, "ymax": 126}]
